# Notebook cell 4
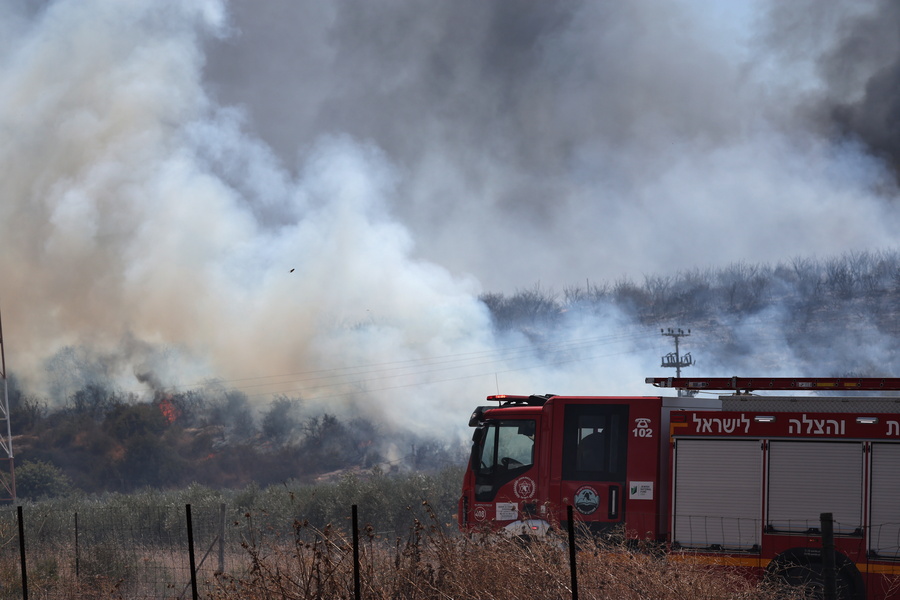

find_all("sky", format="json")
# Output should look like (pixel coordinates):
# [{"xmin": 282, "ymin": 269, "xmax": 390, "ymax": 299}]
[{"xmin": 1, "ymin": 0, "xmax": 899, "ymax": 438}]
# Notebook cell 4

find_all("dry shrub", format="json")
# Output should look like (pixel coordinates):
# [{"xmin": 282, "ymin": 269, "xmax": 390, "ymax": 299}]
[
  {"xmin": 575, "ymin": 542, "xmax": 795, "ymax": 600},
  {"xmin": 206, "ymin": 505, "xmax": 797, "ymax": 600}
]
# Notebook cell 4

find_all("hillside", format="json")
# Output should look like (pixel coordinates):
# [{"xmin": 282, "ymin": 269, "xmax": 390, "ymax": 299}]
[
  {"xmin": 7, "ymin": 250, "xmax": 900, "ymax": 498},
  {"xmin": 7, "ymin": 385, "xmax": 463, "ymax": 498},
  {"xmin": 482, "ymin": 251, "xmax": 900, "ymax": 377}
]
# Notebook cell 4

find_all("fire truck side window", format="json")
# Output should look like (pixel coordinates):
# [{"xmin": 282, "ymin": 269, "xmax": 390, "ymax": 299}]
[
  {"xmin": 576, "ymin": 415, "xmax": 608, "ymax": 471},
  {"xmin": 476, "ymin": 420, "xmax": 534, "ymax": 472},
  {"xmin": 472, "ymin": 420, "xmax": 535, "ymax": 501},
  {"xmin": 562, "ymin": 404, "xmax": 628, "ymax": 482}
]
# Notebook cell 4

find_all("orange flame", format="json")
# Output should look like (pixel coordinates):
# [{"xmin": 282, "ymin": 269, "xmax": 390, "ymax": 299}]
[{"xmin": 158, "ymin": 396, "xmax": 181, "ymax": 424}]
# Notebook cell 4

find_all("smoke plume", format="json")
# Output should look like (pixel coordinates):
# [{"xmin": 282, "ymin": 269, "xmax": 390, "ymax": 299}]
[
  {"xmin": 204, "ymin": 0, "xmax": 900, "ymax": 287},
  {"xmin": 2, "ymin": 0, "xmax": 900, "ymax": 444}
]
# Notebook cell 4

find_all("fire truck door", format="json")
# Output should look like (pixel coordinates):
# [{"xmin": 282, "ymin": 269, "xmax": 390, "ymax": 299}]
[{"xmin": 560, "ymin": 404, "xmax": 629, "ymax": 530}]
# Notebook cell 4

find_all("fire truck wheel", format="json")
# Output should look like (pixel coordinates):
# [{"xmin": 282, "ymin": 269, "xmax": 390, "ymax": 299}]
[{"xmin": 765, "ymin": 548, "xmax": 864, "ymax": 600}]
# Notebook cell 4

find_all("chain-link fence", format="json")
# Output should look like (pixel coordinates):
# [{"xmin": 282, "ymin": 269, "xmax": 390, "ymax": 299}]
[{"xmin": 0, "ymin": 503, "xmax": 275, "ymax": 599}]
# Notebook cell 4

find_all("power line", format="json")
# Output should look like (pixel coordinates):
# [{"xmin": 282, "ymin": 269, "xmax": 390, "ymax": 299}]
[
  {"xmin": 153, "ymin": 328, "xmax": 659, "ymax": 400},
  {"xmin": 241, "ymin": 345, "xmax": 654, "ymax": 402}
]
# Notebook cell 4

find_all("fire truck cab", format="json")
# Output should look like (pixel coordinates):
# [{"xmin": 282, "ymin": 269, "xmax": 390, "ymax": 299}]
[
  {"xmin": 459, "ymin": 391, "xmax": 719, "ymax": 537},
  {"xmin": 458, "ymin": 378, "xmax": 900, "ymax": 600}
]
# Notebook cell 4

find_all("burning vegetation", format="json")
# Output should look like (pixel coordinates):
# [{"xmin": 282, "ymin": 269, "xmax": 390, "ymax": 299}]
[{"xmin": 6, "ymin": 382, "xmax": 463, "ymax": 498}]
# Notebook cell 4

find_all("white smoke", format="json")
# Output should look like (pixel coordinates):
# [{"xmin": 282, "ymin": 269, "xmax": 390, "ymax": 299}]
[
  {"xmin": 2, "ymin": 0, "xmax": 900, "ymax": 443},
  {"xmin": 1, "ymin": 0, "xmax": 614, "ymax": 439},
  {"xmin": 0, "ymin": 1, "xmax": 488, "ymax": 423}
]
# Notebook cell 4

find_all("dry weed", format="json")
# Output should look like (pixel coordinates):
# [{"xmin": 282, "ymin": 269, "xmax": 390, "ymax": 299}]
[{"xmin": 205, "ymin": 504, "xmax": 795, "ymax": 600}]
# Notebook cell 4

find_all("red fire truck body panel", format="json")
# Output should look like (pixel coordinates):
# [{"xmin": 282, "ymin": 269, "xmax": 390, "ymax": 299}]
[
  {"xmin": 670, "ymin": 407, "xmax": 900, "ymax": 599},
  {"xmin": 459, "ymin": 393, "xmax": 718, "ymax": 536},
  {"xmin": 459, "ymin": 381, "xmax": 900, "ymax": 600},
  {"xmin": 544, "ymin": 396, "xmax": 664, "ymax": 535},
  {"xmin": 673, "ymin": 409, "xmax": 900, "ymax": 439}
]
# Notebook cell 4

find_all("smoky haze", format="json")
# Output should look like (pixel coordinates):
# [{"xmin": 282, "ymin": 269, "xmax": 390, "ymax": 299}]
[
  {"xmin": 204, "ymin": 0, "xmax": 900, "ymax": 287},
  {"xmin": 773, "ymin": 0, "xmax": 900, "ymax": 181},
  {"xmin": 1, "ymin": 0, "xmax": 900, "ymax": 445}
]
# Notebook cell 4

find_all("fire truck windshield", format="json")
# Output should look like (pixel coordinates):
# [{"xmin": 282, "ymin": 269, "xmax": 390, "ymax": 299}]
[{"xmin": 471, "ymin": 419, "xmax": 535, "ymax": 501}]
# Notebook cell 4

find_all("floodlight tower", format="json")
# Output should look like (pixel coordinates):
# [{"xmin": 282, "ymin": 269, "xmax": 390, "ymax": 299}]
[{"xmin": 0, "ymin": 306, "xmax": 15, "ymax": 503}]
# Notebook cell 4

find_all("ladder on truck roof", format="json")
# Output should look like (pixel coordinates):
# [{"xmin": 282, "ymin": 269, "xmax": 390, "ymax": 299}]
[{"xmin": 645, "ymin": 376, "xmax": 900, "ymax": 392}]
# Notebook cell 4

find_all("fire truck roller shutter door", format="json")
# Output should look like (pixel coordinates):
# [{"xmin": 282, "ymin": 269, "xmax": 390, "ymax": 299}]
[
  {"xmin": 673, "ymin": 439, "xmax": 761, "ymax": 550},
  {"xmin": 767, "ymin": 442, "xmax": 862, "ymax": 534},
  {"xmin": 869, "ymin": 442, "xmax": 900, "ymax": 558}
]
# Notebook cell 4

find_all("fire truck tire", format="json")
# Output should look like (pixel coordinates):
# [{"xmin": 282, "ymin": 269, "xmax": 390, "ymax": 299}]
[{"xmin": 765, "ymin": 548, "xmax": 864, "ymax": 600}]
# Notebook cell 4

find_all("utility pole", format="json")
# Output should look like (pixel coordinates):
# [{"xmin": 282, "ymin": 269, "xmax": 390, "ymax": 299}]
[
  {"xmin": 660, "ymin": 328, "xmax": 694, "ymax": 397},
  {"xmin": 0, "ymin": 305, "xmax": 15, "ymax": 503}
]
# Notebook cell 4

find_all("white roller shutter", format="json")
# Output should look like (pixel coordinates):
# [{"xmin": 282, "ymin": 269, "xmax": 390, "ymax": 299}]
[
  {"xmin": 767, "ymin": 441, "xmax": 862, "ymax": 534},
  {"xmin": 673, "ymin": 439, "xmax": 761, "ymax": 550},
  {"xmin": 870, "ymin": 443, "xmax": 900, "ymax": 558}
]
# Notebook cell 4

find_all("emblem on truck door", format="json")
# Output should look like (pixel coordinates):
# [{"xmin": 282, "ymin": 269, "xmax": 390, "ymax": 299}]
[
  {"xmin": 574, "ymin": 485, "xmax": 600, "ymax": 514},
  {"xmin": 514, "ymin": 476, "xmax": 536, "ymax": 499}
]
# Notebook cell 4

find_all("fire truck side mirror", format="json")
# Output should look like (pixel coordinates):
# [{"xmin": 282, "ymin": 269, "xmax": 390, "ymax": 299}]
[{"xmin": 469, "ymin": 406, "xmax": 489, "ymax": 426}]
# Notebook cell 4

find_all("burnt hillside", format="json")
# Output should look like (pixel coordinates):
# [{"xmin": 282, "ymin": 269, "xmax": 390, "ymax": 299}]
[
  {"xmin": 7, "ymin": 384, "xmax": 462, "ymax": 499},
  {"xmin": 482, "ymin": 250, "xmax": 900, "ymax": 378}
]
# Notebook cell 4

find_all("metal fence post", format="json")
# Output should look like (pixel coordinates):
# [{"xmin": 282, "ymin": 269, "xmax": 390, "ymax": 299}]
[
  {"xmin": 17, "ymin": 505, "xmax": 28, "ymax": 600},
  {"xmin": 821, "ymin": 512, "xmax": 836, "ymax": 600},
  {"xmin": 567, "ymin": 505, "xmax": 578, "ymax": 600},
  {"xmin": 218, "ymin": 503, "xmax": 226, "ymax": 573},
  {"xmin": 74, "ymin": 511, "xmax": 80, "ymax": 578},
  {"xmin": 352, "ymin": 504, "xmax": 361, "ymax": 600},
  {"xmin": 186, "ymin": 504, "xmax": 199, "ymax": 600}
]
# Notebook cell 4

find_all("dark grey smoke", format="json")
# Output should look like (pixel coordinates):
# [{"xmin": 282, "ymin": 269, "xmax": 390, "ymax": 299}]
[
  {"xmin": 769, "ymin": 0, "xmax": 900, "ymax": 183},
  {"xmin": 206, "ymin": 1, "xmax": 580, "ymax": 171},
  {"xmin": 204, "ymin": 0, "xmax": 900, "ymax": 291}
]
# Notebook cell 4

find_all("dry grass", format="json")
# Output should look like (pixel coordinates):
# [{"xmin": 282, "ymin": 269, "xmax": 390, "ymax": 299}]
[
  {"xmin": 205, "ymin": 503, "xmax": 797, "ymax": 600},
  {"xmin": 0, "ymin": 499, "xmax": 809, "ymax": 599}
]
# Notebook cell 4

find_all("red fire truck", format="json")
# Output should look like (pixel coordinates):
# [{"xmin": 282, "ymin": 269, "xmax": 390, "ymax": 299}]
[{"xmin": 458, "ymin": 377, "xmax": 900, "ymax": 600}]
